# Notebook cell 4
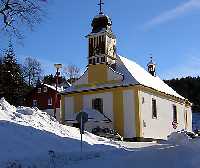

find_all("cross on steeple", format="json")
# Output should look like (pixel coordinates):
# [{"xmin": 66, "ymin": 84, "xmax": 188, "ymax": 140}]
[{"xmin": 98, "ymin": 0, "xmax": 104, "ymax": 14}]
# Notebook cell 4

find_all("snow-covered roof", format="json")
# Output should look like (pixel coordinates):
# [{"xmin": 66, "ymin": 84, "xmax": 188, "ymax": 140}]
[
  {"xmin": 117, "ymin": 56, "xmax": 184, "ymax": 99},
  {"xmin": 63, "ymin": 55, "xmax": 184, "ymax": 99},
  {"xmin": 43, "ymin": 84, "xmax": 64, "ymax": 93}
]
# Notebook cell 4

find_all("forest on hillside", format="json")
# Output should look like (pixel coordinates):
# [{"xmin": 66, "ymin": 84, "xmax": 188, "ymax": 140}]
[{"xmin": 164, "ymin": 76, "xmax": 200, "ymax": 113}]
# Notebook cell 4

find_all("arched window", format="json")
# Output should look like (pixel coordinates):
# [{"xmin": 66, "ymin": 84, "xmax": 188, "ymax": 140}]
[{"xmin": 92, "ymin": 98, "xmax": 103, "ymax": 113}]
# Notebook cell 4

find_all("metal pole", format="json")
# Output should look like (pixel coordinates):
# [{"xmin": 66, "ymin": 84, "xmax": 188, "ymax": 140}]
[
  {"xmin": 81, "ymin": 115, "xmax": 83, "ymax": 153},
  {"xmin": 54, "ymin": 68, "xmax": 59, "ymax": 118}
]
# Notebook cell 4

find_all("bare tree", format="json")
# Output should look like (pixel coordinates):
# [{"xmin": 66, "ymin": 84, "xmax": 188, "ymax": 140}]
[
  {"xmin": 22, "ymin": 56, "xmax": 42, "ymax": 86},
  {"xmin": 0, "ymin": 0, "xmax": 46, "ymax": 40},
  {"xmin": 64, "ymin": 64, "xmax": 80, "ymax": 84}
]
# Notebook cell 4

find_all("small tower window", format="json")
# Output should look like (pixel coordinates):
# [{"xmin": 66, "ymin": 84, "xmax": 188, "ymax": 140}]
[
  {"xmin": 89, "ymin": 59, "xmax": 92, "ymax": 64},
  {"xmin": 97, "ymin": 57, "xmax": 99, "ymax": 63},
  {"xmin": 92, "ymin": 58, "xmax": 96, "ymax": 65},
  {"xmin": 152, "ymin": 98, "xmax": 157, "ymax": 119},
  {"xmin": 92, "ymin": 98, "xmax": 103, "ymax": 113},
  {"xmin": 101, "ymin": 57, "xmax": 105, "ymax": 63}
]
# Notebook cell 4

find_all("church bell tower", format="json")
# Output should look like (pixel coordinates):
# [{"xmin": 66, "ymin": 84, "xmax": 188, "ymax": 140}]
[{"xmin": 87, "ymin": 0, "xmax": 117, "ymax": 66}]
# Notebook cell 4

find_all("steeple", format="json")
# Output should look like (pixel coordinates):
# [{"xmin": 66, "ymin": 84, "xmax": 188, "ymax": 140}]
[
  {"xmin": 87, "ymin": 0, "xmax": 117, "ymax": 66},
  {"xmin": 147, "ymin": 56, "xmax": 156, "ymax": 77}
]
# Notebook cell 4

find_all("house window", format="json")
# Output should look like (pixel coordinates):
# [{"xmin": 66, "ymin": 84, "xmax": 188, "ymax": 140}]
[
  {"xmin": 38, "ymin": 88, "xmax": 41, "ymax": 93},
  {"xmin": 43, "ymin": 86, "xmax": 48, "ymax": 92},
  {"xmin": 152, "ymin": 99, "xmax": 157, "ymax": 119},
  {"xmin": 48, "ymin": 97, "xmax": 52, "ymax": 106},
  {"xmin": 33, "ymin": 100, "xmax": 37, "ymax": 107},
  {"xmin": 173, "ymin": 105, "xmax": 177, "ymax": 122},
  {"xmin": 92, "ymin": 98, "xmax": 103, "ymax": 113}
]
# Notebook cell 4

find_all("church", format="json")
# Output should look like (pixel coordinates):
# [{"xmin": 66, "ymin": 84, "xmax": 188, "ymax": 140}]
[{"xmin": 60, "ymin": 2, "xmax": 192, "ymax": 140}]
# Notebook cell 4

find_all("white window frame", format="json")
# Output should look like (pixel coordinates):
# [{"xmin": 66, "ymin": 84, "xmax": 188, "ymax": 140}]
[{"xmin": 48, "ymin": 97, "xmax": 52, "ymax": 106}]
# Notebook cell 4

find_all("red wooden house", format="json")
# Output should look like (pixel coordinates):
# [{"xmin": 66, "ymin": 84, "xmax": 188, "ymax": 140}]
[{"xmin": 26, "ymin": 83, "xmax": 71, "ymax": 119}]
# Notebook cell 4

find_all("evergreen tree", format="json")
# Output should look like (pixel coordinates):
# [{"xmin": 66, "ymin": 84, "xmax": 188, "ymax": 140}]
[
  {"xmin": 164, "ymin": 76, "xmax": 200, "ymax": 112},
  {"xmin": 0, "ymin": 43, "xmax": 25, "ymax": 105}
]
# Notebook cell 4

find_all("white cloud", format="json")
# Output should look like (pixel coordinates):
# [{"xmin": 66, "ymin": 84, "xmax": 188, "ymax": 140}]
[
  {"xmin": 161, "ymin": 56, "xmax": 200, "ymax": 79},
  {"xmin": 144, "ymin": 0, "xmax": 200, "ymax": 28}
]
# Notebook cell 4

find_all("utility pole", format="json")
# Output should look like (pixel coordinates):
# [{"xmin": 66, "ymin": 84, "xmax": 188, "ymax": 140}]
[{"xmin": 54, "ymin": 64, "xmax": 62, "ymax": 119}]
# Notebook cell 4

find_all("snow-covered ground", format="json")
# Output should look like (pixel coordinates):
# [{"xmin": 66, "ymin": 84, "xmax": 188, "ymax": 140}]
[
  {"xmin": 192, "ymin": 112, "xmax": 200, "ymax": 130},
  {"xmin": 0, "ymin": 98, "xmax": 200, "ymax": 168}
]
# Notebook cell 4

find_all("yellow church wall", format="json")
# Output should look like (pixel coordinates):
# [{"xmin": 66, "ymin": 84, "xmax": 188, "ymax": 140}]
[
  {"xmin": 134, "ymin": 87, "xmax": 142, "ymax": 138},
  {"xmin": 63, "ymin": 86, "xmax": 139, "ymax": 137},
  {"xmin": 61, "ymin": 84, "xmax": 188, "ymax": 138},
  {"xmin": 88, "ymin": 64, "xmax": 107, "ymax": 83},
  {"xmin": 113, "ymin": 90, "xmax": 124, "ymax": 136},
  {"xmin": 74, "ymin": 95, "xmax": 83, "ymax": 113}
]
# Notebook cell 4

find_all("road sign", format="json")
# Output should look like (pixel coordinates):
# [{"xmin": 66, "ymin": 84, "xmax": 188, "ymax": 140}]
[
  {"xmin": 76, "ymin": 112, "xmax": 88, "ymax": 124},
  {"xmin": 76, "ymin": 111, "xmax": 88, "ymax": 152}
]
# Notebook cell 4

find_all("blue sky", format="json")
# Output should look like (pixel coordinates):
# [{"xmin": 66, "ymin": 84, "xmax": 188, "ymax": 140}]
[{"xmin": 2, "ymin": 0, "xmax": 200, "ymax": 79}]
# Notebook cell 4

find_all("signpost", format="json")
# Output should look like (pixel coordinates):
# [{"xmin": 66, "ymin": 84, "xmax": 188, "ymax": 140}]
[{"xmin": 76, "ymin": 111, "xmax": 88, "ymax": 152}]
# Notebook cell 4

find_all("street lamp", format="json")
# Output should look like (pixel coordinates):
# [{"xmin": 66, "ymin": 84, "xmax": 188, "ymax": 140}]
[{"xmin": 54, "ymin": 63, "xmax": 62, "ymax": 119}]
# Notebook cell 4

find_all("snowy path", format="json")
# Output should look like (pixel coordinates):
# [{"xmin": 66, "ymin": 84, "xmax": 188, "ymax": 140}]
[{"xmin": 61, "ymin": 141, "xmax": 200, "ymax": 168}]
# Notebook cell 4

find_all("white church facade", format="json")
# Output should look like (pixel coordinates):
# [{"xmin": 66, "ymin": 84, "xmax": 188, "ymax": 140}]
[{"xmin": 60, "ymin": 3, "xmax": 192, "ymax": 140}]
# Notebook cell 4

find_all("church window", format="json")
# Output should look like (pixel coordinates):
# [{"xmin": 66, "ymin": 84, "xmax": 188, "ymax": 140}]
[
  {"xmin": 89, "ymin": 59, "xmax": 92, "ymax": 64},
  {"xmin": 99, "ymin": 36, "xmax": 102, "ymax": 45},
  {"xmin": 173, "ymin": 105, "xmax": 177, "ymax": 122},
  {"xmin": 92, "ymin": 58, "xmax": 96, "ymax": 65},
  {"xmin": 97, "ymin": 57, "xmax": 99, "ymax": 63},
  {"xmin": 152, "ymin": 99, "xmax": 157, "ymax": 119},
  {"xmin": 92, "ymin": 98, "xmax": 103, "ymax": 113},
  {"xmin": 101, "ymin": 57, "xmax": 105, "ymax": 62}
]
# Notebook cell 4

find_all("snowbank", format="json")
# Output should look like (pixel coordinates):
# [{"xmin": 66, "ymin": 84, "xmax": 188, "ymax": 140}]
[
  {"xmin": 0, "ymin": 98, "xmax": 118, "ymax": 165},
  {"xmin": 193, "ymin": 113, "xmax": 200, "ymax": 130},
  {"xmin": 167, "ymin": 131, "xmax": 191, "ymax": 145},
  {"xmin": 1, "ymin": 98, "xmax": 200, "ymax": 168}
]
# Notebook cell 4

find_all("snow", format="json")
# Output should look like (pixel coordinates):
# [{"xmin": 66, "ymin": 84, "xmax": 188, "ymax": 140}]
[
  {"xmin": 193, "ymin": 113, "xmax": 200, "ymax": 130},
  {"xmin": 44, "ymin": 84, "xmax": 64, "ymax": 93},
  {"xmin": 1, "ymin": 98, "xmax": 200, "ymax": 168},
  {"xmin": 167, "ymin": 131, "xmax": 191, "ymax": 145},
  {"xmin": 0, "ymin": 98, "xmax": 117, "ymax": 167},
  {"xmin": 117, "ymin": 56, "xmax": 184, "ymax": 99}
]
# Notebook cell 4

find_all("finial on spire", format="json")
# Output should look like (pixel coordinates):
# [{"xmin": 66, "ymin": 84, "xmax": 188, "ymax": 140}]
[
  {"xmin": 147, "ymin": 54, "xmax": 156, "ymax": 77},
  {"xmin": 98, "ymin": 0, "xmax": 104, "ymax": 14}
]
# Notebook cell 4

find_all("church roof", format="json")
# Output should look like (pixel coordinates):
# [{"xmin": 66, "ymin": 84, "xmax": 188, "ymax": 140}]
[
  {"xmin": 63, "ymin": 55, "xmax": 184, "ymax": 100},
  {"xmin": 116, "ymin": 56, "xmax": 184, "ymax": 99}
]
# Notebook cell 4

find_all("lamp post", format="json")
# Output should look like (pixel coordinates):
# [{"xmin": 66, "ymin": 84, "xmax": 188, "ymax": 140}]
[{"xmin": 54, "ymin": 63, "xmax": 62, "ymax": 119}]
